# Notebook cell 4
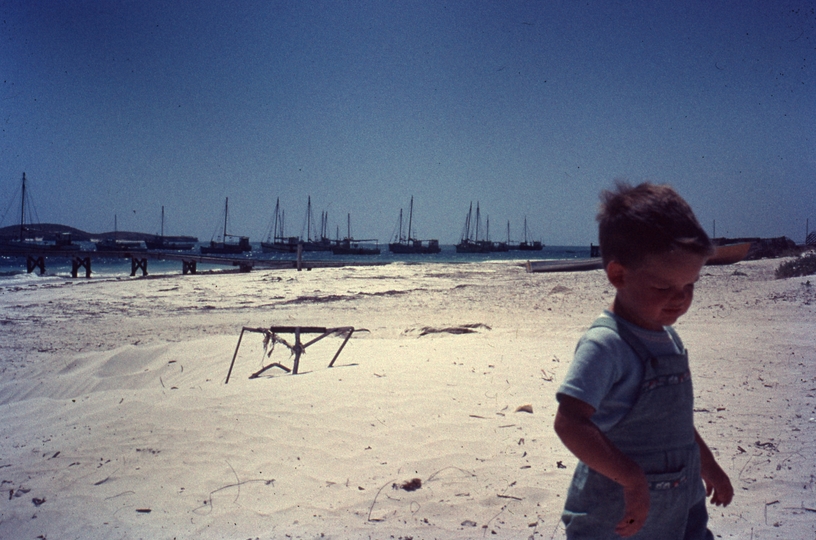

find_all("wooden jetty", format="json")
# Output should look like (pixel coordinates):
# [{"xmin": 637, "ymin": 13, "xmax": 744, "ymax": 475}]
[{"xmin": 0, "ymin": 247, "xmax": 386, "ymax": 278}]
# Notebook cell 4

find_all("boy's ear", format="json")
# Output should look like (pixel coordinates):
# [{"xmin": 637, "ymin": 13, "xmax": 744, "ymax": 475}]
[{"xmin": 605, "ymin": 260, "xmax": 626, "ymax": 288}]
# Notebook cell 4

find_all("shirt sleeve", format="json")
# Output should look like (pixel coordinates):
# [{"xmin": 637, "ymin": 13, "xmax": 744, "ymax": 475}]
[
  {"xmin": 557, "ymin": 327, "xmax": 623, "ymax": 411},
  {"xmin": 556, "ymin": 325, "xmax": 646, "ymax": 432}
]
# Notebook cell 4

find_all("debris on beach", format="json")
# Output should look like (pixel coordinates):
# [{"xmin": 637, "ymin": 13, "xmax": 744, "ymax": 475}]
[
  {"xmin": 394, "ymin": 478, "xmax": 422, "ymax": 492},
  {"xmin": 415, "ymin": 323, "xmax": 491, "ymax": 336},
  {"xmin": 515, "ymin": 404, "xmax": 533, "ymax": 413}
]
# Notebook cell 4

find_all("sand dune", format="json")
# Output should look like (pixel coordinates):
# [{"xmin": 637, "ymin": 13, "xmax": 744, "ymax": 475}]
[{"xmin": 1, "ymin": 258, "xmax": 814, "ymax": 539}]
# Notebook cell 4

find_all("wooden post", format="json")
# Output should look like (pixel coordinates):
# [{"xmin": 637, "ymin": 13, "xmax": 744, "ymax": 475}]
[
  {"xmin": 26, "ymin": 255, "xmax": 46, "ymax": 275},
  {"xmin": 292, "ymin": 327, "xmax": 303, "ymax": 374},
  {"xmin": 72, "ymin": 256, "xmax": 91, "ymax": 278},
  {"xmin": 182, "ymin": 260, "xmax": 197, "ymax": 275},
  {"xmin": 131, "ymin": 257, "xmax": 148, "ymax": 277},
  {"xmin": 297, "ymin": 242, "xmax": 303, "ymax": 271}
]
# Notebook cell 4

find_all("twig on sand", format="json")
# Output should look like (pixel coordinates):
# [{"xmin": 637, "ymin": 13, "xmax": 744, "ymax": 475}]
[
  {"xmin": 426, "ymin": 466, "xmax": 476, "ymax": 482},
  {"xmin": 367, "ymin": 479, "xmax": 396, "ymax": 522},
  {"xmin": 764, "ymin": 500, "xmax": 779, "ymax": 525},
  {"xmin": 368, "ymin": 467, "xmax": 478, "ymax": 522},
  {"xmin": 193, "ymin": 462, "xmax": 275, "ymax": 515}
]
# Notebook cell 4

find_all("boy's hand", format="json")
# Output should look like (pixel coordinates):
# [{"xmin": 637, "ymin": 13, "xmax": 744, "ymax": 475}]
[
  {"xmin": 702, "ymin": 463, "xmax": 733, "ymax": 507},
  {"xmin": 615, "ymin": 477, "xmax": 650, "ymax": 537},
  {"xmin": 555, "ymin": 395, "xmax": 654, "ymax": 536},
  {"xmin": 694, "ymin": 429, "xmax": 734, "ymax": 507}
]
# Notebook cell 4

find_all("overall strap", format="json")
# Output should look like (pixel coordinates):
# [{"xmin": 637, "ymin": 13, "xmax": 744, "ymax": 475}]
[
  {"xmin": 590, "ymin": 316, "xmax": 653, "ymax": 364},
  {"xmin": 665, "ymin": 325, "xmax": 685, "ymax": 353}
]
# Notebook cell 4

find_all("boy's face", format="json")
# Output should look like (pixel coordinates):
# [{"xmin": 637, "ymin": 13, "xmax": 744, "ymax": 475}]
[{"xmin": 606, "ymin": 249, "xmax": 707, "ymax": 331}]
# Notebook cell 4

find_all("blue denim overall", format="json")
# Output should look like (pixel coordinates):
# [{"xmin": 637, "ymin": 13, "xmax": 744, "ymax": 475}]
[{"xmin": 562, "ymin": 317, "xmax": 712, "ymax": 540}]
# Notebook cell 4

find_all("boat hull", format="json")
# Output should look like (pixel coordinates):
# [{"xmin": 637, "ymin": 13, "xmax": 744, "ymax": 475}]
[
  {"xmin": 388, "ymin": 240, "xmax": 441, "ymax": 254},
  {"xmin": 200, "ymin": 236, "xmax": 251, "ymax": 255},
  {"xmin": 526, "ymin": 258, "xmax": 604, "ymax": 273},
  {"xmin": 706, "ymin": 242, "xmax": 751, "ymax": 265}
]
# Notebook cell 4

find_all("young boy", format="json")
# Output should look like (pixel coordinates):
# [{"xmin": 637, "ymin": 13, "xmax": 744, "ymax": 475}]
[{"xmin": 554, "ymin": 182, "xmax": 733, "ymax": 539}]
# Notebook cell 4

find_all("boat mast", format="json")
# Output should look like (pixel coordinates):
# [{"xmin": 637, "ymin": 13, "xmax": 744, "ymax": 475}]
[
  {"xmin": 19, "ymin": 172, "xmax": 26, "ymax": 241},
  {"xmin": 306, "ymin": 196, "xmax": 312, "ymax": 242},
  {"xmin": 272, "ymin": 198, "xmax": 280, "ymax": 241},
  {"xmin": 463, "ymin": 202, "xmax": 472, "ymax": 241},
  {"xmin": 160, "ymin": 206, "xmax": 165, "ymax": 238},
  {"xmin": 475, "ymin": 203, "xmax": 481, "ymax": 241},
  {"xmin": 407, "ymin": 196, "xmax": 414, "ymax": 241},
  {"xmin": 223, "ymin": 198, "xmax": 229, "ymax": 240},
  {"xmin": 281, "ymin": 209, "xmax": 285, "ymax": 238}
]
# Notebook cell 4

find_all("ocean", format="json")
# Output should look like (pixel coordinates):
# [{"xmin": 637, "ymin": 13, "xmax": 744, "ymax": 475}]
[{"xmin": 0, "ymin": 243, "xmax": 593, "ymax": 285}]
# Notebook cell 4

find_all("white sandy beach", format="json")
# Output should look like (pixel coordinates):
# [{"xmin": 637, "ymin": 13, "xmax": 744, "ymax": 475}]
[{"xmin": 1, "ymin": 258, "xmax": 814, "ymax": 539}]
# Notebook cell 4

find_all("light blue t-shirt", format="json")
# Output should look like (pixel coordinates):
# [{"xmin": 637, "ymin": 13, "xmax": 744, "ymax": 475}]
[{"xmin": 556, "ymin": 311, "xmax": 683, "ymax": 432}]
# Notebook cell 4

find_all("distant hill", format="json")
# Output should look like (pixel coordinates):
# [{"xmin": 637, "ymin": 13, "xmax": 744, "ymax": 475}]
[{"xmin": 0, "ymin": 223, "xmax": 197, "ymax": 243}]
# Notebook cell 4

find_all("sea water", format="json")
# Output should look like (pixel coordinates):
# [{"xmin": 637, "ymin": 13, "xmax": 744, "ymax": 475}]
[{"xmin": 0, "ymin": 244, "xmax": 593, "ymax": 285}]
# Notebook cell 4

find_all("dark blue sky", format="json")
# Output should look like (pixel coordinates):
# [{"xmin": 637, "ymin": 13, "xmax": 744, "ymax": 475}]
[{"xmin": 2, "ymin": 1, "xmax": 814, "ymax": 245}]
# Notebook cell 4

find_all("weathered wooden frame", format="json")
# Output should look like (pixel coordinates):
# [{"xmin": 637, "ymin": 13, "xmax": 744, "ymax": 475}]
[{"xmin": 225, "ymin": 326, "xmax": 355, "ymax": 383}]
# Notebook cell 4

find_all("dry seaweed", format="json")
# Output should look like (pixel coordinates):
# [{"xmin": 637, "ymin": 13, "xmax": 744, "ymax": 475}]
[{"xmin": 775, "ymin": 252, "xmax": 816, "ymax": 279}]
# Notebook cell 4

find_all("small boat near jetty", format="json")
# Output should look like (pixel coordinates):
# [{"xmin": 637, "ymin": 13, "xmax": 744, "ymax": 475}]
[
  {"xmin": 331, "ymin": 214, "xmax": 380, "ymax": 255},
  {"xmin": 300, "ymin": 196, "xmax": 332, "ymax": 252},
  {"xmin": 200, "ymin": 198, "xmax": 251, "ymax": 255},
  {"xmin": 94, "ymin": 214, "xmax": 147, "ymax": 252},
  {"xmin": 95, "ymin": 237, "xmax": 147, "ymax": 252},
  {"xmin": 456, "ymin": 202, "xmax": 505, "ymax": 253},
  {"xmin": 261, "ymin": 198, "xmax": 300, "ymax": 253},
  {"xmin": 145, "ymin": 206, "xmax": 196, "ymax": 250},
  {"xmin": 388, "ymin": 196, "xmax": 441, "ymax": 254},
  {"xmin": 0, "ymin": 173, "xmax": 81, "ymax": 253},
  {"xmin": 456, "ymin": 202, "xmax": 486, "ymax": 253},
  {"xmin": 513, "ymin": 217, "xmax": 544, "ymax": 251}
]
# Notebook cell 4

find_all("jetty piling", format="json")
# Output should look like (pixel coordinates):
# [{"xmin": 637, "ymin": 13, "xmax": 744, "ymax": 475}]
[
  {"xmin": 131, "ymin": 257, "xmax": 148, "ymax": 277},
  {"xmin": 1, "ymin": 246, "xmax": 383, "ymax": 278},
  {"xmin": 72, "ymin": 256, "xmax": 92, "ymax": 278},
  {"xmin": 26, "ymin": 255, "xmax": 46, "ymax": 275}
]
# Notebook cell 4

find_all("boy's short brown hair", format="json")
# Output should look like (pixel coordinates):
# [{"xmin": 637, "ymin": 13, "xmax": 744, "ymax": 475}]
[{"xmin": 597, "ymin": 181, "xmax": 714, "ymax": 268}]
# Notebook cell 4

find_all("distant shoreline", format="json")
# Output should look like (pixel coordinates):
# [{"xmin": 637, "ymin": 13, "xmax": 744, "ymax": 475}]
[{"xmin": 0, "ymin": 223, "xmax": 198, "ymax": 243}]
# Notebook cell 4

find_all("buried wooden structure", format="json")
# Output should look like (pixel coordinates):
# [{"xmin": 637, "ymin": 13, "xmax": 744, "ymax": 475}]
[{"xmin": 225, "ymin": 326, "xmax": 355, "ymax": 383}]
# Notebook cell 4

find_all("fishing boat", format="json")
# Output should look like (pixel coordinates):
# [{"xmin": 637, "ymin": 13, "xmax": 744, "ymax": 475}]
[
  {"xmin": 331, "ymin": 214, "xmax": 380, "ymax": 255},
  {"xmin": 261, "ymin": 198, "xmax": 300, "ymax": 253},
  {"xmin": 0, "ymin": 173, "xmax": 80, "ymax": 253},
  {"xmin": 456, "ymin": 202, "xmax": 493, "ymax": 253},
  {"xmin": 94, "ymin": 214, "xmax": 147, "ymax": 252},
  {"xmin": 487, "ymin": 216, "xmax": 509, "ymax": 252},
  {"xmin": 144, "ymin": 206, "xmax": 196, "ymax": 250},
  {"xmin": 388, "ymin": 196, "xmax": 441, "ymax": 254},
  {"xmin": 515, "ymin": 217, "xmax": 544, "ymax": 251},
  {"xmin": 301, "ymin": 196, "xmax": 332, "ymax": 252},
  {"xmin": 200, "ymin": 198, "xmax": 251, "ymax": 255}
]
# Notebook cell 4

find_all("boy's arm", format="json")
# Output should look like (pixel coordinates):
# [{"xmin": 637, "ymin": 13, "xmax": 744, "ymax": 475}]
[
  {"xmin": 694, "ymin": 428, "xmax": 733, "ymax": 507},
  {"xmin": 554, "ymin": 394, "xmax": 649, "ymax": 537}
]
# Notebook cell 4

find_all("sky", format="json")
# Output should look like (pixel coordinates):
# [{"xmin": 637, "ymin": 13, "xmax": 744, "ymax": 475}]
[{"xmin": 1, "ymin": 0, "xmax": 814, "ymax": 246}]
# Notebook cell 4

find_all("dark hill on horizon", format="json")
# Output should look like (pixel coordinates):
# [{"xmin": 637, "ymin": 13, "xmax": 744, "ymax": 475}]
[{"xmin": 0, "ymin": 223, "xmax": 197, "ymax": 243}]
